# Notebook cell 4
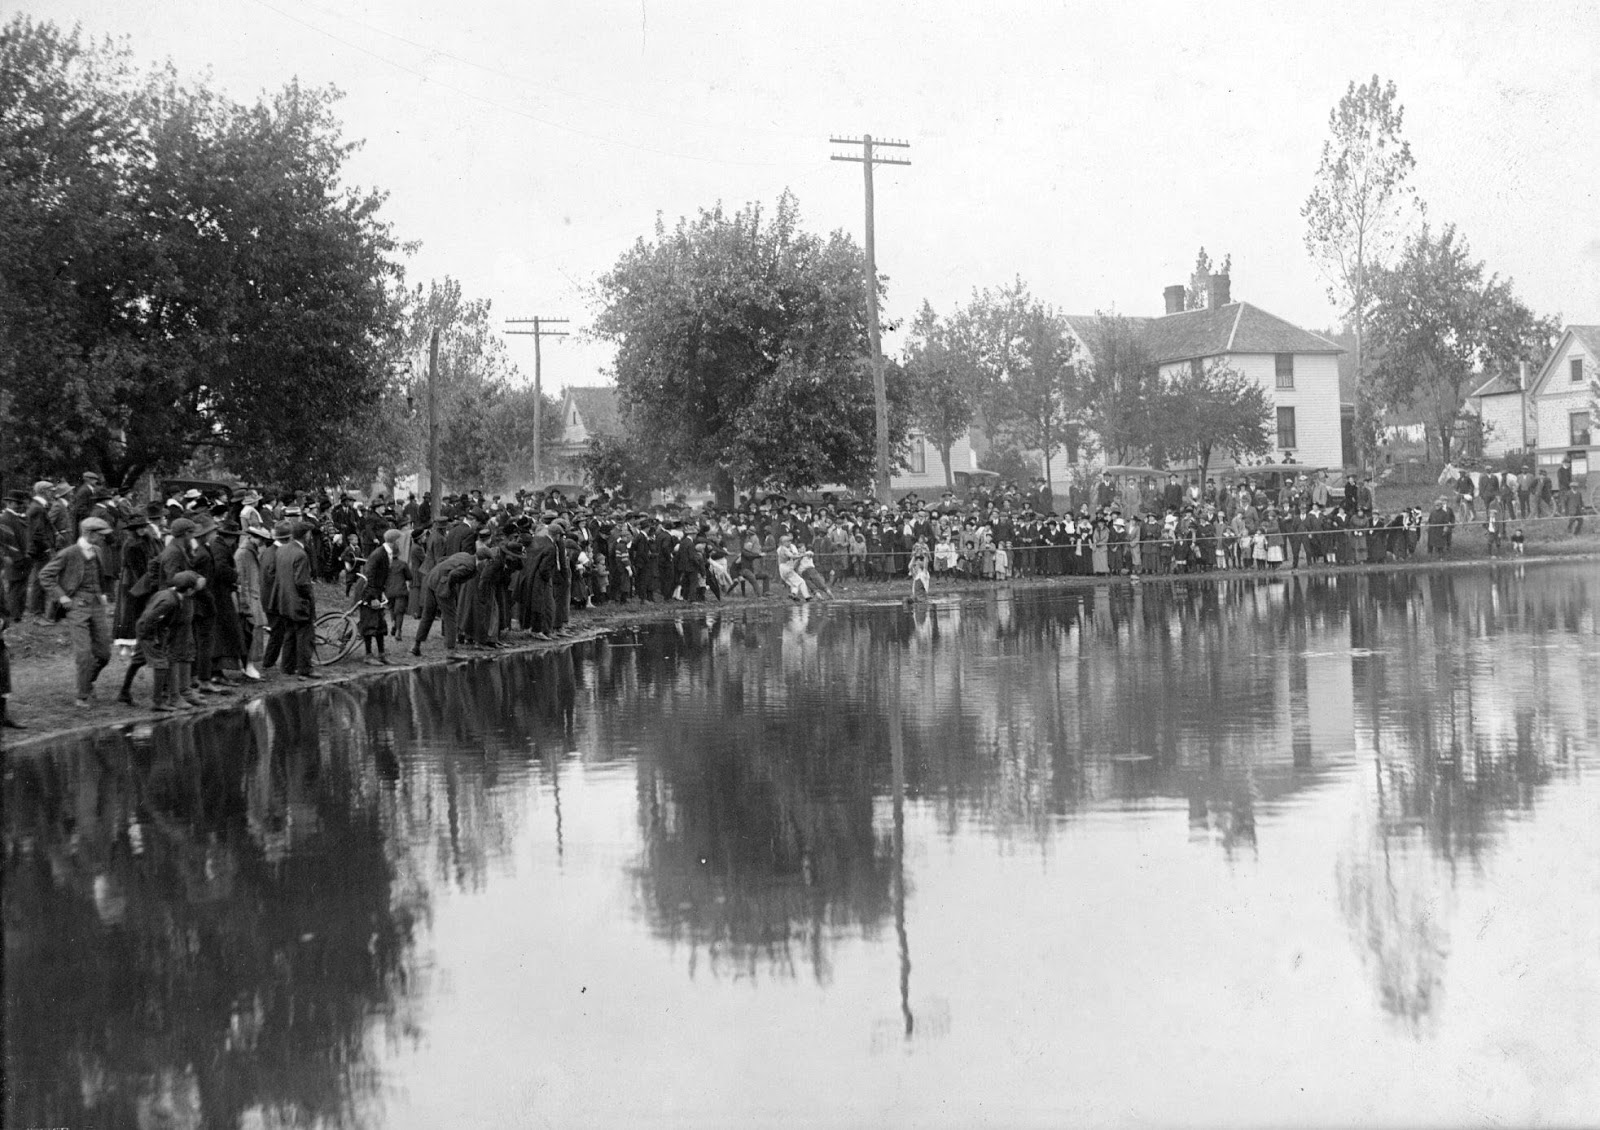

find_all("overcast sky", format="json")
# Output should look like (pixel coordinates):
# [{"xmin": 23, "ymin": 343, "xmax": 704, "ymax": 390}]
[{"xmin": 26, "ymin": 0, "xmax": 1600, "ymax": 390}]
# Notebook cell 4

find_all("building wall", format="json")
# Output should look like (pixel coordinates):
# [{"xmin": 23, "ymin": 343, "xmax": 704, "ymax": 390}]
[
  {"xmin": 892, "ymin": 430, "xmax": 980, "ymax": 491},
  {"xmin": 561, "ymin": 397, "xmax": 592, "ymax": 445},
  {"xmin": 1474, "ymin": 393, "xmax": 1526, "ymax": 457},
  {"xmin": 1533, "ymin": 334, "xmax": 1596, "ymax": 459},
  {"xmin": 1158, "ymin": 352, "xmax": 1343, "ymax": 468}
]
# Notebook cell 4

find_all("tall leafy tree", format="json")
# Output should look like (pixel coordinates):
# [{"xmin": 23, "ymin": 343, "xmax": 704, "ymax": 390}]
[
  {"xmin": 0, "ymin": 17, "xmax": 406, "ymax": 489},
  {"xmin": 901, "ymin": 302, "xmax": 977, "ymax": 490},
  {"xmin": 384, "ymin": 278, "xmax": 560, "ymax": 494},
  {"xmin": 1155, "ymin": 360, "xmax": 1272, "ymax": 484},
  {"xmin": 954, "ymin": 280, "xmax": 1081, "ymax": 492},
  {"xmin": 1366, "ymin": 224, "xmax": 1558, "ymax": 465},
  {"xmin": 591, "ymin": 190, "xmax": 909, "ymax": 502},
  {"xmin": 1303, "ymin": 75, "xmax": 1423, "ymax": 467},
  {"xmin": 1078, "ymin": 312, "xmax": 1157, "ymax": 464}
]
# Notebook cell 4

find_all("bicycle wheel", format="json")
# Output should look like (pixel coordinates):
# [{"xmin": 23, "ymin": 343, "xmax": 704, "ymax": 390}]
[{"xmin": 312, "ymin": 611, "xmax": 360, "ymax": 666}]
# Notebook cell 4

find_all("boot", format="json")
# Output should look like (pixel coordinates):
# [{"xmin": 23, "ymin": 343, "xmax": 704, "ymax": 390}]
[
  {"xmin": 119, "ymin": 662, "xmax": 139, "ymax": 704},
  {"xmin": 0, "ymin": 698, "xmax": 22, "ymax": 729},
  {"xmin": 150, "ymin": 670, "xmax": 174, "ymax": 713},
  {"xmin": 175, "ymin": 663, "xmax": 205, "ymax": 708}
]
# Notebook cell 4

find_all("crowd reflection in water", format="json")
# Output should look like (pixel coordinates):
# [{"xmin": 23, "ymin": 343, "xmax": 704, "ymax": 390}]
[{"xmin": 5, "ymin": 565, "xmax": 1594, "ymax": 1124}]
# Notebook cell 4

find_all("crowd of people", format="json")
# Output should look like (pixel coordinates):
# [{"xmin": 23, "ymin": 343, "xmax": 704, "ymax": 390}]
[{"xmin": 0, "ymin": 459, "xmax": 1592, "ymax": 729}]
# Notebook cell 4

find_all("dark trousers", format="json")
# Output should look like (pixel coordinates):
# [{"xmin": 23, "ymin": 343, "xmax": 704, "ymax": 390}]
[
  {"xmin": 269, "ymin": 612, "xmax": 312, "ymax": 674},
  {"xmin": 415, "ymin": 587, "xmax": 460, "ymax": 649}
]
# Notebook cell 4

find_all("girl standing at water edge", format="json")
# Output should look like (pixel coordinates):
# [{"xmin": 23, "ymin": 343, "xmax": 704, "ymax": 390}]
[{"xmin": 909, "ymin": 536, "xmax": 931, "ymax": 600}]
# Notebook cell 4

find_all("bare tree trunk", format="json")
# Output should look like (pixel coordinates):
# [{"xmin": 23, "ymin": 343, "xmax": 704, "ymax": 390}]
[{"xmin": 941, "ymin": 443, "xmax": 954, "ymax": 491}]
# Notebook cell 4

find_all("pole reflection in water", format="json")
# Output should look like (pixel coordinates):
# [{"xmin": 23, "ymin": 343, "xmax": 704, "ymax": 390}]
[{"xmin": 4, "ymin": 563, "xmax": 1598, "ymax": 1128}]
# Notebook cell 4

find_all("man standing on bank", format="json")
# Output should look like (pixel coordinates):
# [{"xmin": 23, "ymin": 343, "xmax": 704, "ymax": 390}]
[
  {"xmin": 264, "ymin": 521, "xmax": 316, "ymax": 679},
  {"xmin": 359, "ymin": 529, "xmax": 401, "ymax": 665},
  {"xmin": 38, "ymin": 516, "xmax": 115, "ymax": 706}
]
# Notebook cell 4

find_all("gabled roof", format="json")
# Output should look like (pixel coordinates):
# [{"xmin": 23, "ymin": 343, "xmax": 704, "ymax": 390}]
[
  {"xmin": 1067, "ymin": 303, "xmax": 1343, "ymax": 366},
  {"xmin": 1528, "ymin": 325, "xmax": 1600, "ymax": 399},
  {"xmin": 1571, "ymin": 325, "xmax": 1600, "ymax": 360},
  {"xmin": 563, "ymin": 386, "xmax": 621, "ymax": 436},
  {"xmin": 1469, "ymin": 373, "xmax": 1522, "ymax": 398}
]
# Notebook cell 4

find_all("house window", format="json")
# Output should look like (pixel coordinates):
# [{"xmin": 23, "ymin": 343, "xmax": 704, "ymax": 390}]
[
  {"xmin": 1276, "ymin": 407, "xmax": 1297, "ymax": 450},
  {"xmin": 1275, "ymin": 353, "xmax": 1294, "ymax": 389},
  {"xmin": 907, "ymin": 437, "xmax": 926, "ymax": 475},
  {"xmin": 1190, "ymin": 358, "xmax": 1204, "ymax": 382},
  {"xmin": 1572, "ymin": 411, "xmax": 1592, "ymax": 447},
  {"xmin": 1573, "ymin": 358, "xmax": 1585, "ymax": 384}
]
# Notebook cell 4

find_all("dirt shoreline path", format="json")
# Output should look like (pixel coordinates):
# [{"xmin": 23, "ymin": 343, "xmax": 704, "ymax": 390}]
[{"xmin": 6, "ymin": 543, "xmax": 1597, "ymax": 752}]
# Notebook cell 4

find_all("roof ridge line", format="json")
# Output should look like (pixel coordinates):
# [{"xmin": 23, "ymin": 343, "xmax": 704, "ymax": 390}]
[{"xmin": 1225, "ymin": 303, "xmax": 1244, "ymax": 352}]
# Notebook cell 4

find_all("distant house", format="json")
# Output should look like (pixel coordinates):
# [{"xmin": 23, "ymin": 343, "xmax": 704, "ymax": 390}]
[
  {"xmin": 1065, "ymin": 274, "xmax": 1347, "ymax": 470},
  {"xmin": 548, "ymin": 385, "xmax": 622, "ymax": 479},
  {"xmin": 1466, "ymin": 370, "xmax": 1531, "ymax": 459},
  {"xmin": 896, "ymin": 429, "xmax": 988, "ymax": 494},
  {"xmin": 1524, "ymin": 324, "xmax": 1599, "ymax": 476}
]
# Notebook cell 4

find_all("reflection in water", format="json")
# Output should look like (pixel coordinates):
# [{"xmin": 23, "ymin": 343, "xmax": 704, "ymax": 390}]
[
  {"xmin": 5, "ymin": 563, "xmax": 1597, "ymax": 1126},
  {"xmin": 3, "ymin": 699, "xmax": 427, "ymax": 1129}
]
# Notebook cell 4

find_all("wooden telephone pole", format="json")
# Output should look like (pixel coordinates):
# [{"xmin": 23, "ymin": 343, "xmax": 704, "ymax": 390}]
[
  {"xmin": 505, "ymin": 316, "xmax": 569, "ymax": 487},
  {"xmin": 831, "ymin": 133, "xmax": 910, "ymax": 504},
  {"xmin": 427, "ymin": 328, "xmax": 440, "ymax": 503}
]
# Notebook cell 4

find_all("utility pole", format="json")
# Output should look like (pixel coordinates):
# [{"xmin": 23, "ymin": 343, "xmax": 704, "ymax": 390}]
[
  {"xmin": 832, "ymin": 133, "xmax": 910, "ymax": 504},
  {"xmin": 505, "ymin": 316, "xmax": 570, "ymax": 488},
  {"xmin": 427, "ymin": 328, "xmax": 440, "ymax": 505}
]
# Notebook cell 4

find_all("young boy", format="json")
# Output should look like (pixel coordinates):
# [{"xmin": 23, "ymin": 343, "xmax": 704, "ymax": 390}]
[
  {"xmin": 1510, "ymin": 526, "xmax": 1526, "ymax": 556},
  {"xmin": 359, "ymin": 530, "xmax": 400, "ymax": 664},
  {"xmin": 135, "ymin": 571, "xmax": 204, "ymax": 711}
]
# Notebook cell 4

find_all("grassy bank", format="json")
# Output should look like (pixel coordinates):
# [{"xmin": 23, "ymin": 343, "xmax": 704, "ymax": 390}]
[{"xmin": 5, "ymin": 533, "xmax": 1598, "ymax": 751}]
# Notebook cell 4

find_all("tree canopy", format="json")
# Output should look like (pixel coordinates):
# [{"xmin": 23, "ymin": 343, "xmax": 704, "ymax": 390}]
[
  {"xmin": 1185, "ymin": 247, "xmax": 1233, "ymax": 309},
  {"xmin": 1366, "ymin": 224, "xmax": 1557, "ymax": 464},
  {"xmin": 0, "ymin": 16, "xmax": 407, "ymax": 489},
  {"xmin": 949, "ymin": 279, "xmax": 1081, "ymax": 489},
  {"xmin": 901, "ymin": 302, "xmax": 977, "ymax": 489},
  {"xmin": 1303, "ymin": 74, "xmax": 1422, "ymax": 467},
  {"xmin": 1078, "ymin": 312, "xmax": 1158, "ymax": 464},
  {"xmin": 591, "ymin": 190, "xmax": 910, "ymax": 501},
  {"xmin": 1155, "ymin": 359, "xmax": 1273, "ymax": 483}
]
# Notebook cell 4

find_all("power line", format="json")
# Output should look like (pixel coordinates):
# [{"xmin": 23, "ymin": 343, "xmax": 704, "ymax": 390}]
[
  {"xmin": 277, "ymin": 0, "xmax": 825, "ymax": 146},
  {"xmin": 245, "ymin": 0, "xmax": 787, "ymax": 168},
  {"xmin": 505, "ymin": 317, "xmax": 570, "ymax": 488}
]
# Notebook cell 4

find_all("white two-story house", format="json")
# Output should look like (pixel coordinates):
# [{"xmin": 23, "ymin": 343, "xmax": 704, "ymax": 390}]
[
  {"xmin": 1524, "ymin": 324, "xmax": 1598, "ymax": 477},
  {"xmin": 1065, "ymin": 274, "xmax": 1346, "ymax": 470}
]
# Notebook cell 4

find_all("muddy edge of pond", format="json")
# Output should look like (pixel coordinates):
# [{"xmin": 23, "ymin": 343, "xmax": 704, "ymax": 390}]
[{"xmin": 5, "ymin": 542, "xmax": 1598, "ymax": 752}]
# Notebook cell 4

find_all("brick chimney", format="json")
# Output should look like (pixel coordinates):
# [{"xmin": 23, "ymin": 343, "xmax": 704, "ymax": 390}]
[
  {"xmin": 1207, "ymin": 272, "xmax": 1231, "ymax": 308},
  {"xmin": 1163, "ymin": 284, "xmax": 1185, "ymax": 315}
]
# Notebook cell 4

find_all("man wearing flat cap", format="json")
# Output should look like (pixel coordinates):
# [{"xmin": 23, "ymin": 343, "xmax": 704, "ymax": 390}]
[
  {"xmin": 23, "ymin": 480, "xmax": 58, "ymax": 618},
  {"xmin": 39, "ymin": 517, "xmax": 116, "ymax": 705}
]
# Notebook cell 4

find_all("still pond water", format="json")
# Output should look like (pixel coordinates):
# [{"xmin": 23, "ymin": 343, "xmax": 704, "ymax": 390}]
[{"xmin": 5, "ymin": 563, "xmax": 1599, "ymax": 1128}]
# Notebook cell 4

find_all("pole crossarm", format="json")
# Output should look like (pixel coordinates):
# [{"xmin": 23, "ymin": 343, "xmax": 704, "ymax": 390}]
[
  {"xmin": 830, "ymin": 132, "xmax": 910, "ymax": 504},
  {"xmin": 504, "ymin": 316, "xmax": 570, "ymax": 489}
]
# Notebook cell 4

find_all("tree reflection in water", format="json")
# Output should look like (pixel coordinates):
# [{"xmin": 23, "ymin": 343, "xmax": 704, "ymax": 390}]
[
  {"xmin": 1336, "ymin": 569, "xmax": 1584, "ymax": 1027},
  {"xmin": 6, "ymin": 564, "xmax": 1593, "ymax": 1120},
  {"xmin": 3, "ymin": 695, "xmax": 427, "ymax": 1129}
]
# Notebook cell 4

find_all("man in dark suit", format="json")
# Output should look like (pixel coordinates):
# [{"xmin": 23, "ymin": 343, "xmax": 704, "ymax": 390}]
[
  {"xmin": 413, "ymin": 550, "xmax": 478, "ymax": 654},
  {"xmin": 264, "ymin": 521, "xmax": 316, "ymax": 678},
  {"xmin": 359, "ymin": 529, "xmax": 399, "ymax": 664},
  {"xmin": 444, "ymin": 511, "xmax": 479, "ymax": 556}
]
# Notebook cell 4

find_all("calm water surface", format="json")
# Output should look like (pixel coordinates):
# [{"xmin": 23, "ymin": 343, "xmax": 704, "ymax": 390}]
[{"xmin": 6, "ymin": 563, "xmax": 1599, "ymax": 1128}]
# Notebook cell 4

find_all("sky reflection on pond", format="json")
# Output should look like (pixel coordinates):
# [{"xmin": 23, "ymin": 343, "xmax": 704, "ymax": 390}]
[{"xmin": 6, "ymin": 563, "xmax": 1598, "ymax": 1128}]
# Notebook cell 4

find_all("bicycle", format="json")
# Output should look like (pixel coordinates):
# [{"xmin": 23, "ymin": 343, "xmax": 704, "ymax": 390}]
[{"xmin": 311, "ymin": 594, "xmax": 364, "ymax": 666}]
